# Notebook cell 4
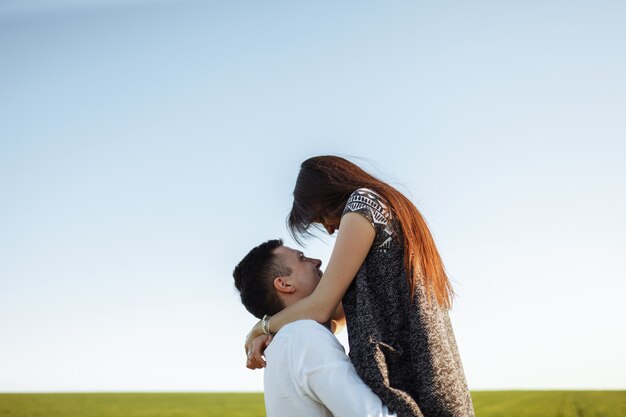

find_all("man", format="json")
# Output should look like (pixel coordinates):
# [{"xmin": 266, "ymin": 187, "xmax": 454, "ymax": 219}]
[{"xmin": 233, "ymin": 239, "xmax": 396, "ymax": 417}]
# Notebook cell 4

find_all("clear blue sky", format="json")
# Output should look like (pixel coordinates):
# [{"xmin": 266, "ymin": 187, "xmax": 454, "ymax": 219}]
[{"xmin": 1, "ymin": 0, "xmax": 625, "ymax": 392}]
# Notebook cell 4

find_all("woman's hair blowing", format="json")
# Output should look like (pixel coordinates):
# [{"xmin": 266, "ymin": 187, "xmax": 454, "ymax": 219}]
[{"xmin": 288, "ymin": 155, "xmax": 453, "ymax": 309}]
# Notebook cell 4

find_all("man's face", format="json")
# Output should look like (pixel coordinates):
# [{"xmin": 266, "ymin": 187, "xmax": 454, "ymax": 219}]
[{"xmin": 273, "ymin": 246, "xmax": 323, "ymax": 298}]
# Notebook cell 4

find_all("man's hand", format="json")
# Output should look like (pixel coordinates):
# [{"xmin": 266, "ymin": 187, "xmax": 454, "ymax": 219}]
[
  {"xmin": 246, "ymin": 334, "xmax": 272, "ymax": 369},
  {"xmin": 330, "ymin": 303, "xmax": 346, "ymax": 334}
]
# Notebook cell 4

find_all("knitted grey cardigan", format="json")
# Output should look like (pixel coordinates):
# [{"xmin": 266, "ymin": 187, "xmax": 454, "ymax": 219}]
[{"xmin": 342, "ymin": 189, "xmax": 474, "ymax": 417}]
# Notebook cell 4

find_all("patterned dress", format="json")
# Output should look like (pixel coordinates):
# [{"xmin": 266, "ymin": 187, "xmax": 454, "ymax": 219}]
[{"xmin": 341, "ymin": 188, "xmax": 475, "ymax": 417}]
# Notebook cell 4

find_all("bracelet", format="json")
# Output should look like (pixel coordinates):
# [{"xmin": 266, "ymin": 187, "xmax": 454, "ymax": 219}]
[{"xmin": 261, "ymin": 314, "xmax": 273, "ymax": 336}]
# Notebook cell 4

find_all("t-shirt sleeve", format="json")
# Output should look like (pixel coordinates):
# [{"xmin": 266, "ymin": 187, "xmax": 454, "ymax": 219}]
[
  {"xmin": 292, "ymin": 321, "xmax": 396, "ymax": 417},
  {"xmin": 342, "ymin": 188, "xmax": 391, "ymax": 234}
]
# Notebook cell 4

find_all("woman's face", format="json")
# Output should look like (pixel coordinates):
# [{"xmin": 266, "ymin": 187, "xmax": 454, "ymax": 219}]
[{"xmin": 316, "ymin": 215, "xmax": 341, "ymax": 235}]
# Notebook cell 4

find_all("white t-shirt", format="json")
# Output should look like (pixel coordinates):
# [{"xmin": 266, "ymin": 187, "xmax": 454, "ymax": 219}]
[{"xmin": 263, "ymin": 320, "xmax": 396, "ymax": 417}]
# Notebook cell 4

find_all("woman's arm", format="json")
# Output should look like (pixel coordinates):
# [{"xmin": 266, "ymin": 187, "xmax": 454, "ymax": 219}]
[{"xmin": 245, "ymin": 212, "xmax": 375, "ymax": 368}]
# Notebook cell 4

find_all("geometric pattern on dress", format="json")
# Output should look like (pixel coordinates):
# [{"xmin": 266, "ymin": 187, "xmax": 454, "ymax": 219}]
[{"xmin": 344, "ymin": 188, "xmax": 395, "ymax": 251}]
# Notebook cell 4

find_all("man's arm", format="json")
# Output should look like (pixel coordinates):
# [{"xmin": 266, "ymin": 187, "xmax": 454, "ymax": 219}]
[
  {"xmin": 330, "ymin": 303, "xmax": 346, "ymax": 334},
  {"xmin": 292, "ymin": 321, "xmax": 396, "ymax": 417}
]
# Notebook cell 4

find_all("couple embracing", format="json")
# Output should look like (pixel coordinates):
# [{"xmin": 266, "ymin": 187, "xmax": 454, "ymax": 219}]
[{"xmin": 233, "ymin": 155, "xmax": 474, "ymax": 417}]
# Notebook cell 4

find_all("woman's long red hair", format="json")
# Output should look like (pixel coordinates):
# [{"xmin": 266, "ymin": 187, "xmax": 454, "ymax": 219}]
[{"xmin": 288, "ymin": 155, "xmax": 453, "ymax": 309}]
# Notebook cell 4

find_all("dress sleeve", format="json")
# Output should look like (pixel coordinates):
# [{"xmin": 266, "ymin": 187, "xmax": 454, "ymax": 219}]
[
  {"xmin": 342, "ymin": 188, "xmax": 391, "ymax": 230},
  {"xmin": 293, "ymin": 321, "xmax": 397, "ymax": 417},
  {"xmin": 343, "ymin": 189, "xmax": 395, "ymax": 250}
]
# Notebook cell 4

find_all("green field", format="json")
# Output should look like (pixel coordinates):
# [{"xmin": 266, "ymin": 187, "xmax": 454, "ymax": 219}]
[{"xmin": 0, "ymin": 391, "xmax": 624, "ymax": 417}]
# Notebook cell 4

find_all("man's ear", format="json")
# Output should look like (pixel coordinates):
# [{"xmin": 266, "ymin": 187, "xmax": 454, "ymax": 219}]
[{"xmin": 274, "ymin": 276, "xmax": 295, "ymax": 294}]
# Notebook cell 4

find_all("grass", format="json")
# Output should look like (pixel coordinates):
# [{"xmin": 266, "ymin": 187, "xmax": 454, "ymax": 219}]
[
  {"xmin": 0, "ymin": 393, "xmax": 265, "ymax": 417},
  {"xmin": 471, "ymin": 391, "xmax": 625, "ymax": 417},
  {"xmin": 0, "ymin": 391, "xmax": 624, "ymax": 417}
]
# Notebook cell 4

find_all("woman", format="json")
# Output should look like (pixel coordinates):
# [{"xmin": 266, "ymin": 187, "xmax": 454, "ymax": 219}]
[{"xmin": 246, "ymin": 155, "xmax": 474, "ymax": 417}]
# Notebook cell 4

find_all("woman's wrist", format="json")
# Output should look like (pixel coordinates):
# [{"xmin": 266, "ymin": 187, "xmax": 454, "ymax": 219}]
[
  {"xmin": 261, "ymin": 314, "xmax": 274, "ymax": 336},
  {"xmin": 247, "ymin": 320, "xmax": 263, "ymax": 344},
  {"xmin": 254, "ymin": 319, "xmax": 264, "ymax": 337}
]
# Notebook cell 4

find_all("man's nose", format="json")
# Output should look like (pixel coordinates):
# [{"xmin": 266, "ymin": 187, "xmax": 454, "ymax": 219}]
[{"xmin": 307, "ymin": 257, "xmax": 322, "ymax": 268}]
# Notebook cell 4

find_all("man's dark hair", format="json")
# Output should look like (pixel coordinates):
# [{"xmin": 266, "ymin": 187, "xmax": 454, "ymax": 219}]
[{"xmin": 233, "ymin": 239, "xmax": 292, "ymax": 319}]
